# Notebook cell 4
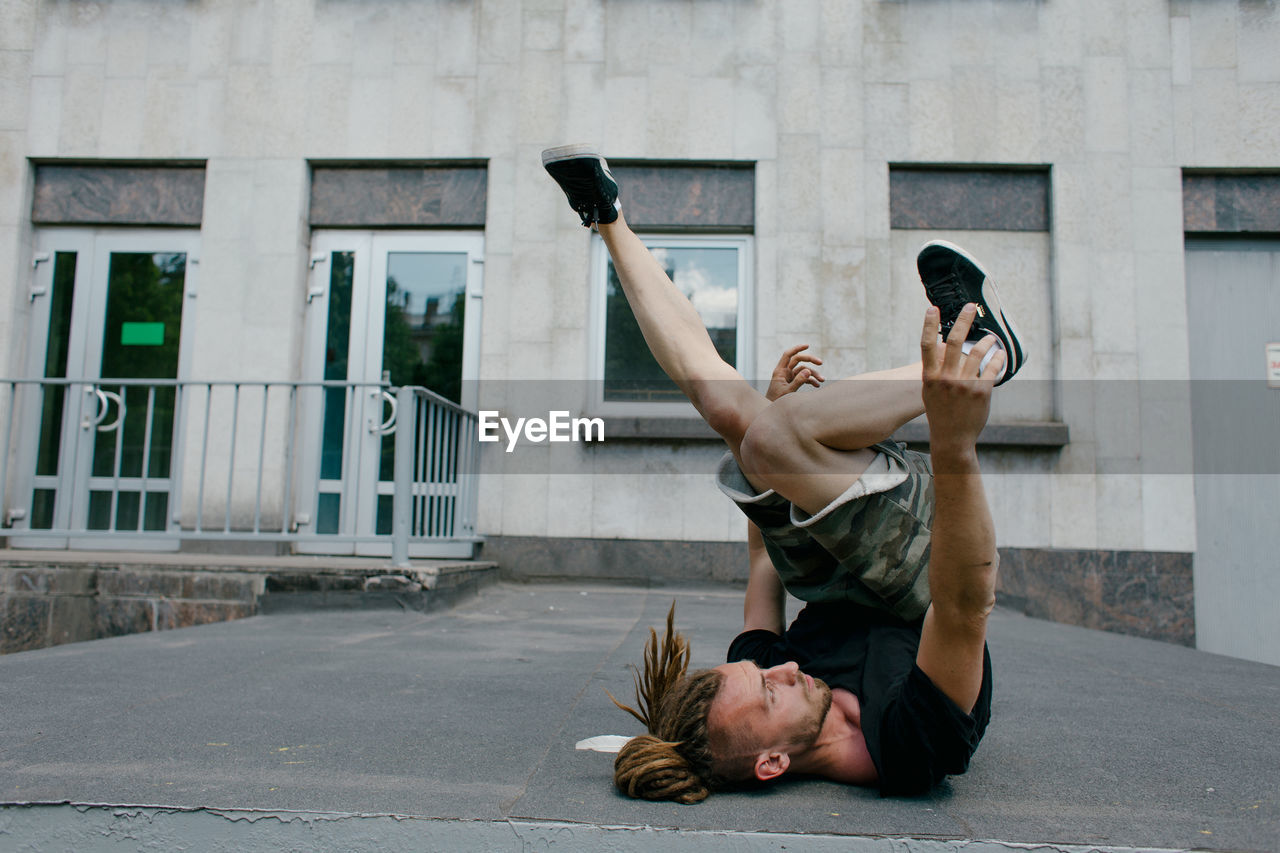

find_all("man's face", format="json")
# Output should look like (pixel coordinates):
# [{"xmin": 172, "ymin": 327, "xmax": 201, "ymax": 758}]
[{"xmin": 709, "ymin": 659, "xmax": 833, "ymax": 773}]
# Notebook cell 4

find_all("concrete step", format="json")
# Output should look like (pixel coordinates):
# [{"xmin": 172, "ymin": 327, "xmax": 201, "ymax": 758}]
[{"xmin": 0, "ymin": 549, "xmax": 498, "ymax": 654}]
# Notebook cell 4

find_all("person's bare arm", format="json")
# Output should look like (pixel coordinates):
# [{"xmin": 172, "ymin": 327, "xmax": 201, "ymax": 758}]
[
  {"xmin": 743, "ymin": 522, "xmax": 786, "ymax": 634},
  {"xmin": 914, "ymin": 304, "xmax": 1003, "ymax": 714}
]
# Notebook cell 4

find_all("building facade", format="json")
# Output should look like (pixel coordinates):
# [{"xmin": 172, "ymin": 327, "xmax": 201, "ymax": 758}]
[{"xmin": 1, "ymin": 0, "xmax": 1278, "ymax": 663}]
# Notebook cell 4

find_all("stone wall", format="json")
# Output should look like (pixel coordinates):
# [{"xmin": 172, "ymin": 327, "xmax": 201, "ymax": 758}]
[
  {"xmin": 0, "ymin": 556, "xmax": 497, "ymax": 654},
  {"xmin": 483, "ymin": 536, "xmax": 1196, "ymax": 647},
  {"xmin": 1, "ymin": 564, "xmax": 261, "ymax": 654}
]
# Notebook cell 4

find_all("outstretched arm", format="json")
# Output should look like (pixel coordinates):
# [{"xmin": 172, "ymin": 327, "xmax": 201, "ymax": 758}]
[
  {"xmin": 743, "ymin": 522, "xmax": 785, "ymax": 635},
  {"xmin": 914, "ymin": 304, "xmax": 1003, "ymax": 714}
]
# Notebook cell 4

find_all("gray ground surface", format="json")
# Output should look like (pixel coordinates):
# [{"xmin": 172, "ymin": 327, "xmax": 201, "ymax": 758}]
[{"xmin": 1, "ymin": 583, "xmax": 1278, "ymax": 851}]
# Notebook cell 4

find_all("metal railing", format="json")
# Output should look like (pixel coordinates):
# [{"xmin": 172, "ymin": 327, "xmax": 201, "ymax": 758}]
[{"xmin": 0, "ymin": 378, "xmax": 482, "ymax": 562}]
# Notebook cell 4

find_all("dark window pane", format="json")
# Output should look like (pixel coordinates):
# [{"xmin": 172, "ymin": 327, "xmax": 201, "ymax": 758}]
[
  {"xmin": 382, "ymin": 252, "xmax": 467, "ymax": 400},
  {"xmin": 93, "ymin": 253, "xmax": 185, "ymax": 481},
  {"xmin": 31, "ymin": 489, "xmax": 56, "ymax": 530},
  {"xmin": 99, "ymin": 253, "xmax": 185, "ymax": 380},
  {"xmin": 35, "ymin": 253, "xmax": 77, "ymax": 477},
  {"xmin": 379, "ymin": 252, "xmax": 468, "ymax": 482},
  {"xmin": 376, "ymin": 493, "xmax": 393, "ymax": 535},
  {"xmin": 320, "ymin": 252, "xmax": 354, "ymax": 480}
]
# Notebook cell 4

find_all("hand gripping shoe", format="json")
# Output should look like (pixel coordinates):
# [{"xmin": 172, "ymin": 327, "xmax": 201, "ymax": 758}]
[{"xmin": 917, "ymin": 240, "xmax": 1025, "ymax": 385}]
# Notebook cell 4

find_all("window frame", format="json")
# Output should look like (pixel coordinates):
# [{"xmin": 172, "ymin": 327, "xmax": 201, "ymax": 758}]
[{"xmin": 588, "ymin": 232, "xmax": 755, "ymax": 418}]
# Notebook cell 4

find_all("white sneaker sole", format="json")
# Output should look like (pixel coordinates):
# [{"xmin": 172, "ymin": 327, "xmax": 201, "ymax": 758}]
[{"xmin": 541, "ymin": 143, "xmax": 604, "ymax": 167}]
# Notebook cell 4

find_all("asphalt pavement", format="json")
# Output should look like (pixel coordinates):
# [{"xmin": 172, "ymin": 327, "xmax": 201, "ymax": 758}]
[{"xmin": 1, "ymin": 582, "xmax": 1277, "ymax": 851}]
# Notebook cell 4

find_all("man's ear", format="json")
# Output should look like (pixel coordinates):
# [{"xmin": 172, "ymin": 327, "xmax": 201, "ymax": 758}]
[{"xmin": 754, "ymin": 750, "xmax": 790, "ymax": 782}]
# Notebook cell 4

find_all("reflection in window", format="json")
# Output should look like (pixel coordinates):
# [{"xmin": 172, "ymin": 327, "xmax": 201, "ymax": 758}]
[
  {"xmin": 604, "ymin": 245, "xmax": 741, "ymax": 402},
  {"xmin": 35, "ymin": 252, "xmax": 77, "ymax": 493},
  {"xmin": 382, "ymin": 252, "xmax": 467, "ymax": 403},
  {"xmin": 379, "ymin": 252, "xmax": 467, "ymax": 491},
  {"xmin": 320, "ymin": 251, "xmax": 355, "ymax": 483}
]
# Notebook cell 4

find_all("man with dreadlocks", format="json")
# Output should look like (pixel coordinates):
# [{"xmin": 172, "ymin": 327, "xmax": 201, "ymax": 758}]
[{"xmin": 544, "ymin": 145, "xmax": 1023, "ymax": 801}]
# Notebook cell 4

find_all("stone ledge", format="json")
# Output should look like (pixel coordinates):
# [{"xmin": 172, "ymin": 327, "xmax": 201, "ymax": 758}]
[
  {"xmin": 601, "ymin": 417, "xmax": 1070, "ymax": 447},
  {"xmin": 0, "ymin": 555, "xmax": 498, "ymax": 654},
  {"xmin": 893, "ymin": 419, "xmax": 1070, "ymax": 448}
]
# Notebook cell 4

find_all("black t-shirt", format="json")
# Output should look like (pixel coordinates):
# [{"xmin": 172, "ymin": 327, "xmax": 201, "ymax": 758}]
[{"xmin": 726, "ymin": 601, "xmax": 993, "ymax": 796}]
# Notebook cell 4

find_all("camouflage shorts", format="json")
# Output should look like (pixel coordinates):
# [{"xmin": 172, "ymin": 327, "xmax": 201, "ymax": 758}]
[{"xmin": 716, "ymin": 440, "xmax": 935, "ymax": 622}]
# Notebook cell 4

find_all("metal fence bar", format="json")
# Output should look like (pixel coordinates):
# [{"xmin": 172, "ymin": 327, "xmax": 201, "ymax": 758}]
[
  {"xmin": 445, "ymin": 406, "xmax": 458, "ymax": 536},
  {"xmin": 470, "ymin": 410, "xmax": 479, "ymax": 533},
  {"xmin": 169, "ymin": 382, "xmax": 186, "ymax": 532},
  {"xmin": 107, "ymin": 384, "xmax": 126, "ymax": 530},
  {"xmin": 223, "ymin": 384, "xmax": 241, "ymax": 533},
  {"xmin": 253, "ymin": 384, "xmax": 269, "ymax": 534},
  {"xmin": 430, "ymin": 396, "xmax": 441, "ymax": 535},
  {"xmin": 465, "ymin": 408, "xmax": 480, "ymax": 536},
  {"xmin": 414, "ymin": 393, "xmax": 426, "ymax": 537},
  {"xmin": 0, "ymin": 382, "xmax": 15, "ymax": 523},
  {"xmin": 391, "ymin": 385, "xmax": 414, "ymax": 567},
  {"xmin": 136, "ymin": 386, "xmax": 156, "ymax": 533},
  {"xmin": 280, "ymin": 384, "xmax": 297, "ymax": 535},
  {"xmin": 426, "ymin": 400, "xmax": 439, "ymax": 537},
  {"xmin": 196, "ymin": 383, "xmax": 212, "ymax": 533},
  {"xmin": 435, "ymin": 397, "xmax": 445, "ymax": 532}
]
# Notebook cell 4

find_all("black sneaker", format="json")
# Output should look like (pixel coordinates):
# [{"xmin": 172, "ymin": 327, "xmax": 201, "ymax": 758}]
[
  {"xmin": 542, "ymin": 144, "xmax": 621, "ymax": 228},
  {"xmin": 917, "ymin": 240, "xmax": 1025, "ymax": 384}
]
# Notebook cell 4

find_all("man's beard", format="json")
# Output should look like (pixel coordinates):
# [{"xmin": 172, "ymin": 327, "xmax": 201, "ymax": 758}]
[{"xmin": 798, "ymin": 677, "xmax": 834, "ymax": 748}]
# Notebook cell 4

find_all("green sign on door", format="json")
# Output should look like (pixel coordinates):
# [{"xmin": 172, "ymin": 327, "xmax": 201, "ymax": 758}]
[{"xmin": 120, "ymin": 322, "xmax": 165, "ymax": 346}]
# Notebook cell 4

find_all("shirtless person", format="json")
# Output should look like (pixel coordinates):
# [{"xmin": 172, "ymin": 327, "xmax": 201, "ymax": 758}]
[{"xmin": 543, "ymin": 144, "xmax": 1024, "ymax": 801}]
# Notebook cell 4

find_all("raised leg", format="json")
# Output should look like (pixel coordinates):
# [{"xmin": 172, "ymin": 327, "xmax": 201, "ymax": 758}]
[{"xmin": 545, "ymin": 146, "xmax": 930, "ymax": 508}]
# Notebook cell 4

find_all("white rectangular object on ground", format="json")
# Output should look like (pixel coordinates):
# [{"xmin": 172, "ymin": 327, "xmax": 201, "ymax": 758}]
[{"xmin": 1268, "ymin": 342, "xmax": 1280, "ymax": 388}]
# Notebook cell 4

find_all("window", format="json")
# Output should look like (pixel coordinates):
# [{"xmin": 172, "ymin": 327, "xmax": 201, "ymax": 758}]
[{"xmin": 591, "ymin": 234, "xmax": 753, "ymax": 414}]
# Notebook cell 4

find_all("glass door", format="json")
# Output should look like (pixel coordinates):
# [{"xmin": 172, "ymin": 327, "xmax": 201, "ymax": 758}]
[
  {"xmin": 298, "ymin": 231, "xmax": 483, "ymax": 554},
  {"xmin": 12, "ymin": 229, "xmax": 199, "ymax": 549}
]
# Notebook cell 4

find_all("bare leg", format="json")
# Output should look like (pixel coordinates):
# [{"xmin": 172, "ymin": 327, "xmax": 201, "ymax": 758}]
[
  {"xmin": 597, "ymin": 213, "xmax": 768, "ymax": 455},
  {"xmin": 739, "ymin": 365, "xmax": 925, "ymax": 515}
]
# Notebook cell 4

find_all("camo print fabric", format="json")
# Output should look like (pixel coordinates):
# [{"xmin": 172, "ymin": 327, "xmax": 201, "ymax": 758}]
[{"xmin": 716, "ymin": 440, "xmax": 935, "ymax": 622}]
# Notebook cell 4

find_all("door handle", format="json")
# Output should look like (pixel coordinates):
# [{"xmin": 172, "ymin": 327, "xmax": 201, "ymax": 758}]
[
  {"xmin": 82, "ymin": 386, "xmax": 125, "ymax": 432},
  {"xmin": 369, "ymin": 389, "xmax": 397, "ymax": 435}
]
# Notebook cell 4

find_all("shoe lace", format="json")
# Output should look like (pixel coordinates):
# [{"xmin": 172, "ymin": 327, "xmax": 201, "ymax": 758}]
[{"xmin": 930, "ymin": 271, "xmax": 969, "ymax": 324}]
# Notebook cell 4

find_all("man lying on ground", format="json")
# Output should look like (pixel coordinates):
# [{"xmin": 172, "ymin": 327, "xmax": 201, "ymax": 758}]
[{"xmin": 543, "ymin": 144, "xmax": 1024, "ymax": 801}]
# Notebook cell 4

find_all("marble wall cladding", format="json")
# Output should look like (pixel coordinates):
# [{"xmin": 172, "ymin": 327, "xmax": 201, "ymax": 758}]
[
  {"xmin": 889, "ymin": 168, "xmax": 1050, "ymax": 231},
  {"xmin": 610, "ymin": 163, "xmax": 754, "ymax": 231},
  {"xmin": 31, "ymin": 165, "xmax": 205, "ymax": 225},
  {"xmin": 309, "ymin": 165, "xmax": 488, "ymax": 227},
  {"xmin": 1183, "ymin": 173, "xmax": 1280, "ymax": 233},
  {"xmin": 996, "ymin": 547, "xmax": 1195, "ymax": 646}
]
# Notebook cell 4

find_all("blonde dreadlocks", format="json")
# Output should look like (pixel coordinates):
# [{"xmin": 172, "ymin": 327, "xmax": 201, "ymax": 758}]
[{"xmin": 607, "ymin": 603, "xmax": 726, "ymax": 803}]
